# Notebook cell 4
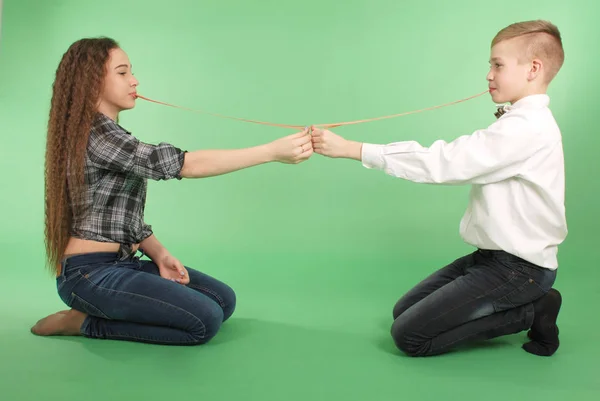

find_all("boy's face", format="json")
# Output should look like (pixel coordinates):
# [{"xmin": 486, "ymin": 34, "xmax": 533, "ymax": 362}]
[{"xmin": 487, "ymin": 38, "xmax": 533, "ymax": 104}]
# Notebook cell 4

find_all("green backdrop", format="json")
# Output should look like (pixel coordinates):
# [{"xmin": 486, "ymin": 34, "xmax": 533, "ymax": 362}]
[{"xmin": 1, "ymin": 0, "xmax": 598, "ymax": 400}]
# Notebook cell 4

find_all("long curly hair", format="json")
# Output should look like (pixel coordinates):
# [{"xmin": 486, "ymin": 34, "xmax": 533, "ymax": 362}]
[{"xmin": 44, "ymin": 37, "xmax": 119, "ymax": 274}]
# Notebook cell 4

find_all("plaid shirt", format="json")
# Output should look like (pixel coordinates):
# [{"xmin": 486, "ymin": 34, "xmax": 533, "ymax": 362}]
[{"xmin": 69, "ymin": 112, "xmax": 185, "ymax": 257}]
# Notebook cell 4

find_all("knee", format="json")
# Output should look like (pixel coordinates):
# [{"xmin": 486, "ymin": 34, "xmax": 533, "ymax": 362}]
[
  {"xmin": 392, "ymin": 302, "xmax": 404, "ymax": 320},
  {"xmin": 391, "ymin": 317, "xmax": 430, "ymax": 357},
  {"xmin": 392, "ymin": 298, "xmax": 413, "ymax": 320},
  {"xmin": 220, "ymin": 284, "xmax": 236, "ymax": 322},
  {"xmin": 188, "ymin": 302, "xmax": 224, "ymax": 345}
]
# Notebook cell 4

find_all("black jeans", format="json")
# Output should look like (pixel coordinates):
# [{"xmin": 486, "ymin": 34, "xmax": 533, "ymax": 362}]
[{"xmin": 391, "ymin": 249, "xmax": 556, "ymax": 356}]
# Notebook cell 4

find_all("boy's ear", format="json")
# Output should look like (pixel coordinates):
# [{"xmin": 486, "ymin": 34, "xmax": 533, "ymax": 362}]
[{"xmin": 528, "ymin": 58, "xmax": 543, "ymax": 81}]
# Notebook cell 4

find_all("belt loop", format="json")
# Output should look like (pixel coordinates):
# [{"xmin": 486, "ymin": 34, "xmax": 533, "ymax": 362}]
[{"xmin": 59, "ymin": 258, "xmax": 68, "ymax": 277}]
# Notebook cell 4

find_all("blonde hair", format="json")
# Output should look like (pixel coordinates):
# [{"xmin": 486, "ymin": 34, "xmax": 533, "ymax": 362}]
[{"xmin": 492, "ymin": 20, "xmax": 564, "ymax": 84}]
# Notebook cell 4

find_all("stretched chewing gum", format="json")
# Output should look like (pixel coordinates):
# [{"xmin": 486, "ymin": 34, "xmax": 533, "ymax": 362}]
[{"xmin": 136, "ymin": 89, "xmax": 491, "ymax": 130}]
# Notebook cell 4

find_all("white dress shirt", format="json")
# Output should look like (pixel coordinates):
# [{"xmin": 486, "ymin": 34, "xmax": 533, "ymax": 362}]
[{"xmin": 361, "ymin": 94, "xmax": 567, "ymax": 269}]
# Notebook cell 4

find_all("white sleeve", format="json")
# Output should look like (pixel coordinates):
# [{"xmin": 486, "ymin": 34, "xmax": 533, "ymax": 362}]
[{"xmin": 361, "ymin": 114, "xmax": 552, "ymax": 185}]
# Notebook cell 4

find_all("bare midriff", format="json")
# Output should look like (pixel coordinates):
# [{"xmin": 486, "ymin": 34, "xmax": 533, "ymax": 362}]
[{"xmin": 57, "ymin": 237, "xmax": 140, "ymax": 276}]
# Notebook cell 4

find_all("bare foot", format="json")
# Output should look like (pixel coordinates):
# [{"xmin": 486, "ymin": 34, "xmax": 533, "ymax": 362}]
[{"xmin": 31, "ymin": 309, "xmax": 87, "ymax": 336}]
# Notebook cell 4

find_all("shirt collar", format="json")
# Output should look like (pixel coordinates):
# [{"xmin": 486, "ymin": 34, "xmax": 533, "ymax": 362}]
[
  {"xmin": 495, "ymin": 94, "xmax": 549, "ymax": 117},
  {"xmin": 94, "ymin": 112, "xmax": 130, "ymax": 133},
  {"xmin": 497, "ymin": 94, "xmax": 550, "ymax": 111}
]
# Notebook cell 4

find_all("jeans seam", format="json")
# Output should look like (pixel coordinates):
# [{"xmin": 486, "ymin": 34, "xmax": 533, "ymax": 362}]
[
  {"xmin": 432, "ymin": 314, "xmax": 525, "ymax": 353},
  {"xmin": 80, "ymin": 276, "xmax": 208, "ymax": 338},
  {"xmin": 64, "ymin": 271, "xmax": 85, "ymax": 283},
  {"xmin": 83, "ymin": 331, "xmax": 203, "ymax": 344},
  {"xmin": 71, "ymin": 292, "xmax": 110, "ymax": 319},
  {"xmin": 187, "ymin": 284, "xmax": 225, "ymax": 307},
  {"xmin": 414, "ymin": 270, "xmax": 519, "ymax": 333},
  {"xmin": 493, "ymin": 278, "xmax": 546, "ymax": 310}
]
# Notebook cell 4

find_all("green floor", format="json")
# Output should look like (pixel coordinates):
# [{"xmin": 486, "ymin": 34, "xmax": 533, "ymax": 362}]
[{"xmin": 2, "ymin": 244, "xmax": 598, "ymax": 401}]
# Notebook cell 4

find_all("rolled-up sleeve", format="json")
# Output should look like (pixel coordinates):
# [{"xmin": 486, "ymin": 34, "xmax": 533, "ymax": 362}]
[
  {"xmin": 88, "ymin": 122, "xmax": 186, "ymax": 181},
  {"xmin": 140, "ymin": 223, "xmax": 154, "ymax": 240}
]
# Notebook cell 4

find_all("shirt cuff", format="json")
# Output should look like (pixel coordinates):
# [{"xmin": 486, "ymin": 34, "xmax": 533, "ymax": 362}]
[
  {"xmin": 175, "ymin": 150, "xmax": 187, "ymax": 180},
  {"xmin": 140, "ymin": 224, "xmax": 153, "ymax": 241},
  {"xmin": 361, "ymin": 143, "xmax": 385, "ymax": 170}
]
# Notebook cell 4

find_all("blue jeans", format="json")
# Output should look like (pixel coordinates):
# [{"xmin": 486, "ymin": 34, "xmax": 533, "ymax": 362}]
[
  {"xmin": 391, "ymin": 249, "xmax": 557, "ymax": 356},
  {"xmin": 56, "ymin": 252, "xmax": 236, "ymax": 345}
]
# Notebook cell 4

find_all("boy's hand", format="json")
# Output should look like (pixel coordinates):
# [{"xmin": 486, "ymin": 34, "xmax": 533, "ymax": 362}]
[{"xmin": 311, "ymin": 127, "xmax": 363, "ymax": 160}]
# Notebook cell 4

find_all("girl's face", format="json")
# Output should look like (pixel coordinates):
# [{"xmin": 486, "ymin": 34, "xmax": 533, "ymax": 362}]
[{"xmin": 97, "ymin": 47, "xmax": 138, "ymax": 120}]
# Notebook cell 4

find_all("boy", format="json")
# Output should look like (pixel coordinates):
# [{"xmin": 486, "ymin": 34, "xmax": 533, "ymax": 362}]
[{"xmin": 311, "ymin": 20, "xmax": 566, "ymax": 357}]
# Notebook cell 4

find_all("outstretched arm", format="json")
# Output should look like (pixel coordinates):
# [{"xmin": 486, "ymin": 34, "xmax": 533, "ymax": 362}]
[
  {"xmin": 180, "ymin": 129, "xmax": 313, "ymax": 178},
  {"xmin": 88, "ymin": 122, "xmax": 313, "ymax": 180},
  {"xmin": 311, "ymin": 115, "xmax": 553, "ymax": 185}
]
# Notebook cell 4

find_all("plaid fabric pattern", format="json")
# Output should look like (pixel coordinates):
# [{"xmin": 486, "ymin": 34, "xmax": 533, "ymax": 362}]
[{"xmin": 68, "ymin": 113, "xmax": 185, "ymax": 253}]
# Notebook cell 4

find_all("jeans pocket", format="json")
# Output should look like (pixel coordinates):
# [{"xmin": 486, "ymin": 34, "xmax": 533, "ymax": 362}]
[
  {"xmin": 77, "ymin": 263, "xmax": 112, "ymax": 280},
  {"xmin": 56, "ymin": 273, "xmax": 83, "ymax": 306},
  {"xmin": 56, "ymin": 276, "xmax": 66, "ymax": 292},
  {"xmin": 492, "ymin": 274, "xmax": 548, "ymax": 312},
  {"xmin": 70, "ymin": 292, "xmax": 111, "ymax": 319},
  {"xmin": 59, "ymin": 265, "xmax": 113, "ymax": 319}
]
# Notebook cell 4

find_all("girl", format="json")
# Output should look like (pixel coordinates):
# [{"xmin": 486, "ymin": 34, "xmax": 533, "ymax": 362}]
[{"xmin": 31, "ymin": 37, "xmax": 313, "ymax": 345}]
